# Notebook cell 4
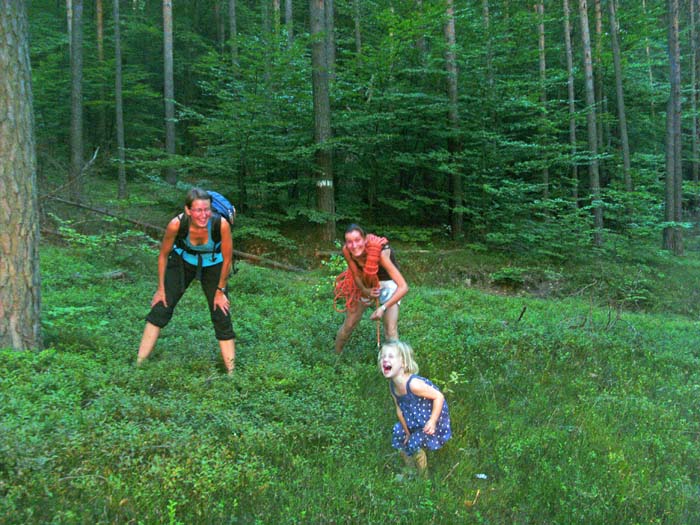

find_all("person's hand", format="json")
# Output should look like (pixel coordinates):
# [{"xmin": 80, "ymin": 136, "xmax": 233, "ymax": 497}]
[
  {"xmin": 369, "ymin": 306, "xmax": 385, "ymax": 321},
  {"xmin": 214, "ymin": 290, "xmax": 230, "ymax": 315},
  {"xmin": 151, "ymin": 288, "xmax": 167, "ymax": 308},
  {"xmin": 423, "ymin": 419, "xmax": 437, "ymax": 436},
  {"xmin": 403, "ymin": 433, "xmax": 410, "ymax": 445}
]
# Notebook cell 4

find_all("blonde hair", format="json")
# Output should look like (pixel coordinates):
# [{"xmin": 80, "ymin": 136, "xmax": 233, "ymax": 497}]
[{"xmin": 377, "ymin": 340, "xmax": 419, "ymax": 375}]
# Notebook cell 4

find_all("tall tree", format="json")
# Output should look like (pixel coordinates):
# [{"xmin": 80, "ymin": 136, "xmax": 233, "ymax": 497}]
[
  {"xmin": 69, "ymin": 0, "xmax": 84, "ymax": 201},
  {"xmin": 310, "ymin": 0, "xmax": 335, "ymax": 242},
  {"xmin": 324, "ymin": 0, "xmax": 336, "ymax": 77},
  {"xmin": 96, "ymin": 0, "xmax": 106, "ymax": 146},
  {"xmin": 608, "ymin": 0, "xmax": 632, "ymax": 191},
  {"xmin": 0, "ymin": 1, "xmax": 42, "ymax": 350},
  {"xmin": 444, "ymin": 0, "xmax": 462, "ymax": 237},
  {"xmin": 563, "ymin": 0, "xmax": 579, "ymax": 202},
  {"xmin": 286, "ymin": 0, "xmax": 294, "ymax": 47},
  {"xmin": 353, "ymin": 0, "xmax": 361, "ymax": 54},
  {"xmin": 114, "ymin": 0, "xmax": 127, "ymax": 199},
  {"xmin": 163, "ymin": 0, "xmax": 177, "ymax": 185},
  {"xmin": 664, "ymin": 0, "xmax": 683, "ymax": 254},
  {"xmin": 536, "ymin": 2, "xmax": 549, "ymax": 198},
  {"xmin": 229, "ymin": 0, "xmax": 239, "ymax": 68},
  {"xmin": 691, "ymin": 0, "xmax": 700, "ymax": 193},
  {"xmin": 579, "ymin": 0, "xmax": 603, "ymax": 246}
]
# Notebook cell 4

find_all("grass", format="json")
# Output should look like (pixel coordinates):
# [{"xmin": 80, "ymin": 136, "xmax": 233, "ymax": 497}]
[{"xmin": 1, "ymin": 232, "xmax": 700, "ymax": 524}]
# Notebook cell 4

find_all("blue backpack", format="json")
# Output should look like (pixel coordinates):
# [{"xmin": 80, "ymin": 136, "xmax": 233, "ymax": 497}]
[{"xmin": 175, "ymin": 190, "xmax": 236, "ymax": 257}]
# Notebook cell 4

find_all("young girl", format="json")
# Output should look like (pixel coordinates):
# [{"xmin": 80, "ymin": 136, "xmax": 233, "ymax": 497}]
[{"xmin": 378, "ymin": 340, "xmax": 451, "ymax": 476}]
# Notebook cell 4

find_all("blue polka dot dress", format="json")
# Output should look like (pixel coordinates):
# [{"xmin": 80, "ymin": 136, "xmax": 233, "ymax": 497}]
[{"xmin": 390, "ymin": 375, "xmax": 452, "ymax": 456}]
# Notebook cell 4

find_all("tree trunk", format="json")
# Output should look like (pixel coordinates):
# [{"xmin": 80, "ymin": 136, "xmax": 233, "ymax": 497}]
[
  {"xmin": 69, "ymin": 0, "xmax": 83, "ymax": 202},
  {"xmin": 353, "ymin": 0, "xmax": 361, "ymax": 54},
  {"xmin": 114, "ymin": 0, "xmax": 127, "ymax": 199},
  {"xmin": 663, "ymin": 0, "xmax": 682, "ymax": 254},
  {"xmin": 563, "ymin": 0, "xmax": 579, "ymax": 203},
  {"xmin": 229, "ymin": 0, "xmax": 239, "ymax": 69},
  {"xmin": 96, "ymin": 0, "xmax": 106, "ymax": 147},
  {"xmin": 608, "ymin": 0, "xmax": 631, "ymax": 191},
  {"xmin": 325, "ymin": 0, "xmax": 336, "ymax": 78},
  {"xmin": 163, "ymin": 0, "xmax": 177, "ymax": 185},
  {"xmin": 536, "ymin": 2, "xmax": 548, "ymax": 198},
  {"xmin": 215, "ymin": 0, "xmax": 225, "ymax": 51},
  {"xmin": 483, "ymin": 0, "xmax": 494, "ymax": 90},
  {"xmin": 692, "ymin": 0, "xmax": 700, "ymax": 202},
  {"xmin": 286, "ymin": 0, "xmax": 293, "ymax": 47},
  {"xmin": 273, "ymin": 0, "xmax": 281, "ymax": 35},
  {"xmin": 66, "ymin": 0, "xmax": 72, "ymax": 51},
  {"xmin": 444, "ymin": 0, "xmax": 462, "ymax": 238},
  {"xmin": 0, "ymin": 1, "xmax": 43, "ymax": 350},
  {"xmin": 642, "ymin": 0, "xmax": 655, "ymax": 117},
  {"xmin": 310, "ymin": 0, "xmax": 335, "ymax": 242},
  {"xmin": 593, "ymin": 0, "xmax": 605, "ymax": 154},
  {"xmin": 579, "ymin": 0, "xmax": 603, "ymax": 246}
]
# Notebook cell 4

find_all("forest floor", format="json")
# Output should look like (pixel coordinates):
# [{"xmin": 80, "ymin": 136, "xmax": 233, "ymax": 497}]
[{"xmin": 4, "ymin": 181, "xmax": 699, "ymax": 523}]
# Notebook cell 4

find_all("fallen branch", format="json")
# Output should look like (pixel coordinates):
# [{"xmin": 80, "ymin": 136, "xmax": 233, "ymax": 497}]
[{"xmin": 45, "ymin": 196, "xmax": 306, "ymax": 272}]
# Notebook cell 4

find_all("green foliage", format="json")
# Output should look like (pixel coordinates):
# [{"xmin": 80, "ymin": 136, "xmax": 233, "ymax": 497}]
[{"xmin": 2, "ymin": 239, "xmax": 700, "ymax": 523}]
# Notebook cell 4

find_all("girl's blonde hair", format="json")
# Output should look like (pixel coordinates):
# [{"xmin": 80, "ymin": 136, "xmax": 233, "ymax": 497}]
[{"xmin": 378, "ymin": 340, "xmax": 419, "ymax": 375}]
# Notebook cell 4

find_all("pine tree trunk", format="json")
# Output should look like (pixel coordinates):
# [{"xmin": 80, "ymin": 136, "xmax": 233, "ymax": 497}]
[
  {"xmin": 229, "ymin": 0, "xmax": 239, "ymax": 69},
  {"xmin": 163, "ymin": 0, "xmax": 177, "ymax": 185},
  {"xmin": 579, "ymin": 0, "xmax": 603, "ymax": 246},
  {"xmin": 536, "ymin": 2, "xmax": 549, "ymax": 198},
  {"xmin": 0, "ymin": 1, "xmax": 43, "ymax": 350},
  {"xmin": 286, "ymin": 0, "xmax": 294, "ymax": 47},
  {"xmin": 310, "ymin": 0, "xmax": 335, "ymax": 242},
  {"xmin": 114, "ymin": 0, "xmax": 127, "ymax": 199},
  {"xmin": 608, "ymin": 0, "xmax": 632, "ymax": 191},
  {"xmin": 563, "ymin": 0, "xmax": 579, "ymax": 204},
  {"xmin": 325, "ymin": 0, "xmax": 336, "ymax": 78},
  {"xmin": 444, "ymin": 0, "xmax": 462, "ymax": 238},
  {"xmin": 353, "ymin": 0, "xmax": 361, "ymax": 54},
  {"xmin": 96, "ymin": 0, "xmax": 106, "ymax": 148},
  {"xmin": 69, "ymin": 0, "xmax": 84, "ymax": 201},
  {"xmin": 664, "ymin": 0, "xmax": 683, "ymax": 254}
]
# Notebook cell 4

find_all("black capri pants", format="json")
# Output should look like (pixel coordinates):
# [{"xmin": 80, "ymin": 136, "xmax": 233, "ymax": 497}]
[{"xmin": 146, "ymin": 252, "xmax": 235, "ymax": 340}]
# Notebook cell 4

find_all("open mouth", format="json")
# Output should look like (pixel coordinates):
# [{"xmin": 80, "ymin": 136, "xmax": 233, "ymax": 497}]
[{"xmin": 382, "ymin": 364, "xmax": 392, "ymax": 374}]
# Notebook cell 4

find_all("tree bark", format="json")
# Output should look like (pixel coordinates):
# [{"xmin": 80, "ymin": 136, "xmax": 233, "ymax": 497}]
[
  {"xmin": 563, "ymin": 0, "xmax": 579, "ymax": 203},
  {"xmin": 692, "ymin": 0, "xmax": 700, "ymax": 199},
  {"xmin": 0, "ymin": 1, "xmax": 43, "ymax": 350},
  {"xmin": 663, "ymin": 0, "xmax": 683, "ymax": 254},
  {"xmin": 579, "ymin": 0, "xmax": 603, "ymax": 246},
  {"xmin": 353, "ymin": 0, "xmax": 361, "ymax": 54},
  {"xmin": 163, "ymin": 0, "xmax": 177, "ymax": 184},
  {"xmin": 536, "ymin": 2, "xmax": 549, "ymax": 198},
  {"xmin": 286, "ymin": 0, "xmax": 293, "ymax": 47},
  {"xmin": 229, "ymin": 0, "xmax": 239, "ymax": 69},
  {"xmin": 114, "ymin": 0, "xmax": 127, "ymax": 199},
  {"xmin": 69, "ymin": 0, "xmax": 83, "ymax": 202},
  {"xmin": 310, "ymin": 0, "xmax": 335, "ymax": 242},
  {"xmin": 96, "ymin": 0, "xmax": 106, "ymax": 146},
  {"xmin": 325, "ymin": 0, "xmax": 336, "ymax": 78},
  {"xmin": 608, "ymin": 0, "xmax": 632, "ymax": 191},
  {"xmin": 444, "ymin": 0, "xmax": 462, "ymax": 238}
]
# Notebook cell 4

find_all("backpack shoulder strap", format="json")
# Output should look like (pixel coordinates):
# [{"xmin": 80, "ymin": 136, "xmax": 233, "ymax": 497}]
[
  {"xmin": 211, "ymin": 215, "xmax": 222, "ymax": 245},
  {"xmin": 176, "ymin": 213, "xmax": 189, "ymax": 242}
]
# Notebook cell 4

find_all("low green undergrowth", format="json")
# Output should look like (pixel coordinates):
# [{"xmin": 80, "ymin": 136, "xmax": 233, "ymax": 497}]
[{"xmin": 1, "ymin": 240, "xmax": 699, "ymax": 524}]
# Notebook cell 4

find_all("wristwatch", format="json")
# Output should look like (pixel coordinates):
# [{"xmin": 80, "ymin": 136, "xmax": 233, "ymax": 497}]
[{"xmin": 217, "ymin": 286, "xmax": 227, "ymax": 293}]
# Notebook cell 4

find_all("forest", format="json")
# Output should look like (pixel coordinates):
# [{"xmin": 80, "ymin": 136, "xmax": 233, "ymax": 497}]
[{"xmin": 1, "ymin": 0, "xmax": 700, "ymax": 523}]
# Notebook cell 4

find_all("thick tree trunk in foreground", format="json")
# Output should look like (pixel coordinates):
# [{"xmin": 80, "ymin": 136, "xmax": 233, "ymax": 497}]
[
  {"xmin": 310, "ymin": 0, "xmax": 335, "ymax": 242},
  {"xmin": 0, "ymin": 2, "xmax": 42, "ymax": 350}
]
